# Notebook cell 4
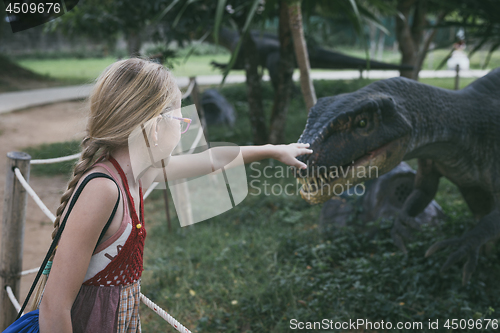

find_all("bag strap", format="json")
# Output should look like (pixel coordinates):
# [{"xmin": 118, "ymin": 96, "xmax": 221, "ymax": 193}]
[{"xmin": 16, "ymin": 172, "xmax": 121, "ymax": 319}]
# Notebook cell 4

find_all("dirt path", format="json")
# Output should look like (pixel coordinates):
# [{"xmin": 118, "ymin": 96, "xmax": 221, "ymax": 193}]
[{"xmin": 0, "ymin": 101, "xmax": 87, "ymax": 303}]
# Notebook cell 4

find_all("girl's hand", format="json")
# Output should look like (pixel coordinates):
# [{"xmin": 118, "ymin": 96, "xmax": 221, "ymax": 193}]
[{"xmin": 272, "ymin": 143, "xmax": 313, "ymax": 169}]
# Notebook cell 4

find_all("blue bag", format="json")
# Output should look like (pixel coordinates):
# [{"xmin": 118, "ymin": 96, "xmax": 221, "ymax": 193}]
[{"xmin": 2, "ymin": 310, "xmax": 39, "ymax": 333}]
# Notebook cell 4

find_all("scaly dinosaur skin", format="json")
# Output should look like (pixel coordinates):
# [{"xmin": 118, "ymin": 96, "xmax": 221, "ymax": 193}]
[{"xmin": 295, "ymin": 68, "xmax": 500, "ymax": 284}]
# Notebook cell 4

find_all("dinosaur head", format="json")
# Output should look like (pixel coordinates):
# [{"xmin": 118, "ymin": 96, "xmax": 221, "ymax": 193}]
[{"xmin": 296, "ymin": 85, "xmax": 412, "ymax": 204}]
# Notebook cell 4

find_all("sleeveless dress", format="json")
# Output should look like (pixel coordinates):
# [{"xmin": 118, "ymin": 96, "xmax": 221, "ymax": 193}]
[
  {"xmin": 3, "ymin": 157, "xmax": 146, "ymax": 333},
  {"xmin": 70, "ymin": 157, "xmax": 147, "ymax": 333}
]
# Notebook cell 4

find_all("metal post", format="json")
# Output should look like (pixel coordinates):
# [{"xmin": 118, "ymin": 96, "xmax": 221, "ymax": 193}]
[
  {"xmin": 455, "ymin": 64, "xmax": 460, "ymax": 90},
  {"xmin": 162, "ymin": 190, "xmax": 172, "ymax": 232},
  {"xmin": 0, "ymin": 152, "xmax": 31, "ymax": 329},
  {"xmin": 189, "ymin": 77, "xmax": 209, "ymax": 139}
]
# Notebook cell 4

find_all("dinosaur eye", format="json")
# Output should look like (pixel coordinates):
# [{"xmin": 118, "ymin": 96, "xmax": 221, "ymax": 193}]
[{"xmin": 358, "ymin": 119, "xmax": 367, "ymax": 128}]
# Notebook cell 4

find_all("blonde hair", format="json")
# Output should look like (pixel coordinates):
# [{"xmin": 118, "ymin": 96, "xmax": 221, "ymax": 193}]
[{"xmin": 30, "ymin": 57, "xmax": 181, "ymax": 310}]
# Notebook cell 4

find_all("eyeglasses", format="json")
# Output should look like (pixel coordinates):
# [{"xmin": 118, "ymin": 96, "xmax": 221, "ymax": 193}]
[{"xmin": 159, "ymin": 113, "xmax": 192, "ymax": 134}]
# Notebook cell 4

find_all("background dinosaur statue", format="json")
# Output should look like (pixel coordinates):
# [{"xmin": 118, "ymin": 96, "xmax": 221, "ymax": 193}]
[
  {"xmin": 294, "ymin": 68, "xmax": 500, "ymax": 284},
  {"xmin": 320, "ymin": 161, "xmax": 445, "ymax": 235},
  {"xmin": 211, "ymin": 28, "xmax": 413, "ymax": 89}
]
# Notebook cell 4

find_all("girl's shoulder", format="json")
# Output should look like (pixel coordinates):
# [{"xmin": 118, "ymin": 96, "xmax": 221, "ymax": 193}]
[
  {"xmin": 59, "ymin": 163, "xmax": 120, "ymax": 222},
  {"xmin": 76, "ymin": 164, "xmax": 119, "ymax": 194}
]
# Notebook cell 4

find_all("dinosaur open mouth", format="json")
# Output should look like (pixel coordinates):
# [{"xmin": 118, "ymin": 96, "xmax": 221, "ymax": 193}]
[{"xmin": 296, "ymin": 139, "xmax": 403, "ymax": 203}]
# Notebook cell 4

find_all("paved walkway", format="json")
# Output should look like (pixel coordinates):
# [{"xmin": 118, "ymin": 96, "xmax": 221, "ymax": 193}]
[{"xmin": 0, "ymin": 69, "xmax": 490, "ymax": 114}]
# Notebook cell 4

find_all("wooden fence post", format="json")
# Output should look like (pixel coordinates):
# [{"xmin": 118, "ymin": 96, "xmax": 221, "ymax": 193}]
[{"xmin": 0, "ymin": 152, "xmax": 31, "ymax": 329}]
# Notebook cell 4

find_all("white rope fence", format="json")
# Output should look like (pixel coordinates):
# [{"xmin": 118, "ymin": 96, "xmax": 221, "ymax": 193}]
[
  {"xmin": 2, "ymin": 80, "xmax": 205, "ymax": 332},
  {"xmin": 31, "ymin": 152, "xmax": 82, "ymax": 165},
  {"xmin": 143, "ymin": 182, "xmax": 159, "ymax": 200},
  {"xmin": 181, "ymin": 79, "xmax": 196, "ymax": 100},
  {"xmin": 5, "ymin": 286, "xmax": 23, "ymax": 316},
  {"xmin": 20, "ymin": 267, "xmax": 40, "ymax": 277},
  {"xmin": 140, "ymin": 293, "xmax": 191, "ymax": 333},
  {"xmin": 14, "ymin": 168, "xmax": 56, "ymax": 223}
]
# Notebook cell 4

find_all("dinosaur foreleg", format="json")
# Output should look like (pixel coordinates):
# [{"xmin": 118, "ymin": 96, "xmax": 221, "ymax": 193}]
[
  {"xmin": 392, "ymin": 159, "xmax": 441, "ymax": 253},
  {"xmin": 425, "ymin": 208, "xmax": 500, "ymax": 285}
]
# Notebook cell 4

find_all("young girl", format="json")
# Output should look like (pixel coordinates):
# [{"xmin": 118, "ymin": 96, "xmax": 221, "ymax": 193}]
[{"xmin": 5, "ymin": 58, "xmax": 312, "ymax": 333}]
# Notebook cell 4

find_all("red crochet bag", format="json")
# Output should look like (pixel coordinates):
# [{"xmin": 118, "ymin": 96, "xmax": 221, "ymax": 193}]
[{"xmin": 83, "ymin": 156, "xmax": 147, "ymax": 286}]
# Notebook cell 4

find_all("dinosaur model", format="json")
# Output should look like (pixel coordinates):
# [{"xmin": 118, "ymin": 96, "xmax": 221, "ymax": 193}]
[
  {"xmin": 211, "ymin": 28, "xmax": 413, "ymax": 88},
  {"xmin": 295, "ymin": 68, "xmax": 500, "ymax": 284}
]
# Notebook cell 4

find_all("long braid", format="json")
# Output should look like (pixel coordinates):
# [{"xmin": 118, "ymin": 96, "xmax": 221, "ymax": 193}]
[{"xmin": 28, "ymin": 137, "xmax": 104, "ymax": 311}]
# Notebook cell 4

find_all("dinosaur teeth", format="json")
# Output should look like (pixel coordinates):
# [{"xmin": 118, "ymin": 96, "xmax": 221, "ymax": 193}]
[
  {"xmin": 329, "ymin": 171, "xmax": 337, "ymax": 180},
  {"xmin": 296, "ymin": 178, "xmax": 305, "ymax": 186},
  {"xmin": 297, "ymin": 169, "xmax": 338, "ymax": 194}
]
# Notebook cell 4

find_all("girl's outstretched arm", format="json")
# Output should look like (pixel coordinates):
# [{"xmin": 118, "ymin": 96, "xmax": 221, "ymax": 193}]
[
  {"xmin": 149, "ymin": 143, "xmax": 313, "ymax": 183},
  {"xmin": 239, "ymin": 143, "xmax": 312, "ymax": 169}
]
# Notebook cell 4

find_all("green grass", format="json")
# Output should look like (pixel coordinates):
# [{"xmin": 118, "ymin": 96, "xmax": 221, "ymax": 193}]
[
  {"xmin": 170, "ymin": 54, "xmax": 244, "ymax": 77},
  {"xmin": 16, "ymin": 57, "xmax": 117, "ymax": 84},
  {"xmin": 23, "ymin": 140, "xmax": 81, "ymax": 177},
  {"xmin": 22, "ymin": 78, "xmax": 500, "ymax": 332},
  {"xmin": 15, "ymin": 55, "xmax": 244, "ymax": 84}
]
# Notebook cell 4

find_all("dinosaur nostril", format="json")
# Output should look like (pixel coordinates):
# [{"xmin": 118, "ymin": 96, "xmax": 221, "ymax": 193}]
[
  {"xmin": 297, "ymin": 167, "xmax": 308, "ymax": 178},
  {"xmin": 296, "ymin": 152, "xmax": 309, "ymax": 163}
]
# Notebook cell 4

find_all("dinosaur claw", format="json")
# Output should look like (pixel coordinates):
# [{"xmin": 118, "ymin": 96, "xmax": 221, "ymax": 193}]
[
  {"xmin": 424, "ymin": 246, "xmax": 436, "ymax": 258},
  {"xmin": 426, "ymin": 236, "xmax": 481, "ymax": 284},
  {"xmin": 461, "ymin": 248, "xmax": 479, "ymax": 285},
  {"xmin": 392, "ymin": 230, "xmax": 408, "ymax": 254},
  {"xmin": 440, "ymin": 247, "xmax": 467, "ymax": 273},
  {"xmin": 391, "ymin": 213, "xmax": 418, "ymax": 253},
  {"xmin": 425, "ymin": 237, "xmax": 460, "ymax": 258}
]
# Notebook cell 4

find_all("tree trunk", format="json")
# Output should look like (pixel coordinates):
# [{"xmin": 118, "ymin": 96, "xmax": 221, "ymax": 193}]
[
  {"xmin": 376, "ymin": 31, "xmax": 386, "ymax": 61},
  {"xmin": 288, "ymin": 1, "xmax": 316, "ymax": 112},
  {"xmin": 369, "ymin": 22, "xmax": 378, "ymax": 59},
  {"xmin": 413, "ymin": 11, "xmax": 447, "ymax": 78},
  {"xmin": 394, "ymin": 0, "xmax": 444, "ymax": 80},
  {"xmin": 126, "ymin": 31, "xmax": 142, "ymax": 57},
  {"xmin": 395, "ymin": 0, "xmax": 419, "ymax": 79},
  {"xmin": 243, "ymin": 32, "xmax": 268, "ymax": 145},
  {"xmin": 396, "ymin": 0, "xmax": 447, "ymax": 80},
  {"xmin": 0, "ymin": 12, "xmax": 4, "ymax": 41},
  {"xmin": 269, "ymin": 1, "xmax": 295, "ymax": 144}
]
